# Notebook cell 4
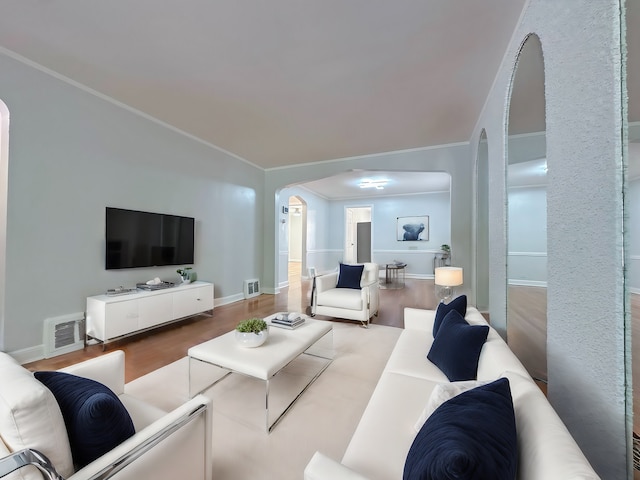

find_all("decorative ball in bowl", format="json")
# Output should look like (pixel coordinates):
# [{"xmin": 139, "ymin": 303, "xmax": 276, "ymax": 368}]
[{"xmin": 235, "ymin": 318, "xmax": 269, "ymax": 348}]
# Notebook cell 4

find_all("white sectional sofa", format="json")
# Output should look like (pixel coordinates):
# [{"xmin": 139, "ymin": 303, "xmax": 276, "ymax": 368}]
[
  {"xmin": 0, "ymin": 351, "xmax": 212, "ymax": 480},
  {"xmin": 305, "ymin": 305, "xmax": 600, "ymax": 479}
]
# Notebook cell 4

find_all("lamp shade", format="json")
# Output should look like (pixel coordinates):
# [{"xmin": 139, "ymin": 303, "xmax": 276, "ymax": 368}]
[{"xmin": 434, "ymin": 267, "xmax": 463, "ymax": 287}]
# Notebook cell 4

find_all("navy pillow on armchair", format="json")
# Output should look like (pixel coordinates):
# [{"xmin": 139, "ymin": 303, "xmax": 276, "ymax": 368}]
[
  {"xmin": 432, "ymin": 294, "xmax": 467, "ymax": 337},
  {"xmin": 35, "ymin": 371, "xmax": 135, "ymax": 469},
  {"xmin": 336, "ymin": 263, "xmax": 365, "ymax": 289}
]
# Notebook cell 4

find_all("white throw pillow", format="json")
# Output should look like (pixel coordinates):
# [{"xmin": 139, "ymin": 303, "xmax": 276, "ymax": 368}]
[
  {"xmin": 414, "ymin": 380, "xmax": 488, "ymax": 432},
  {"xmin": 0, "ymin": 353, "xmax": 74, "ymax": 479}
]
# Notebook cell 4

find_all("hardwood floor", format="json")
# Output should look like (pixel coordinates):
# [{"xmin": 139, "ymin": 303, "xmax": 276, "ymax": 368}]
[
  {"xmin": 507, "ymin": 285, "xmax": 547, "ymax": 383},
  {"xmin": 25, "ymin": 263, "xmax": 439, "ymax": 382}
]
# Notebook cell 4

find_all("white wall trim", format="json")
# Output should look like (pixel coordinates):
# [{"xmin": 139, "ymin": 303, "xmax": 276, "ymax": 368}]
[
  {"xmin": 11, "ymin": 346, "xmax": 44, "ymax": 365},
  {"xmin": 266, "ymin": 141, "xmax": 470, "ymax": 172},
  {"xmin": 508, "ymin": 251, "xmax": 547, "ymax": 257},
  {"xmin": 374, "ymin": 249, "xmax": 447, "ymax": 255},
  {"xmin": 508, "ymin": 279, "xmax": 547, "ymax": 287}
]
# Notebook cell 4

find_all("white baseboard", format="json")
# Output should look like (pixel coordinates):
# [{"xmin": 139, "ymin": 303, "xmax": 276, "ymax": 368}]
[
  {"xmin": 215, "ymin": 293, "xmax": 245, "ymax": 306},
  {"xmin": 11, "ymin": 345, "xmax": 45, "ymax": 365}
]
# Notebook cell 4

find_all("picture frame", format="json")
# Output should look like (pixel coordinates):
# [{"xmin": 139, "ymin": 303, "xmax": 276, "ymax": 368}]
[{"xmin": 397, "ymin": 215, "xmax": 429, "ymax": 241}]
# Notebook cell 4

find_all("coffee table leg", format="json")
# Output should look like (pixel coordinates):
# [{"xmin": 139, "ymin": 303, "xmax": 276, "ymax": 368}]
[
  {"xmin": 265, "ymin": 378, "xmax": 270, "ymax": 432},
  {"xmin": 188, "ymin": 355, "xmax": 232, "ymax": 398}
]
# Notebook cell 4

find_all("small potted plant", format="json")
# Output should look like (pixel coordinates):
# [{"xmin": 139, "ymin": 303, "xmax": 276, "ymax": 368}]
[
  {"xmin": 177, "ymin": 267, "xmax": 196, "ymax": 284},
  {"xmin": 440, "ymin": 244, "xmax": 451, "ymax": 258},
  {"xmin": 235, "ymin": 318, "xmax": 269, "ymax": 348}
]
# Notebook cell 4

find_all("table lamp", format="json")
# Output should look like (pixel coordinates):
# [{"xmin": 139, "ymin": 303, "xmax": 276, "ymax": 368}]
[{"xmin": 434, "ymin": 266, "xmax": 463, "ymax": 303}]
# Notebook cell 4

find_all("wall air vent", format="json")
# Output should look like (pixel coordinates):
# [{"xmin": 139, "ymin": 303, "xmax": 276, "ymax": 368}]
[
  {"xmin": 43, "ymin": 313, "xmax": 84, "ymax": 358},
  {"xmin": 243, "ymin": 279, "xmax": 261, "ymax": 299}
]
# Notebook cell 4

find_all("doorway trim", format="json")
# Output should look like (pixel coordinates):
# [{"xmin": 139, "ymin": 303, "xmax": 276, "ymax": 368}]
[{"xmin": 344, "ymin": 205, "xmax": 373, "ymax": 264}]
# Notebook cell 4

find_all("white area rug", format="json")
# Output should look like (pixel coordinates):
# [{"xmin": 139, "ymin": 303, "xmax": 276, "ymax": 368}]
[{"xmin": 125, "ymin": 321, "xmax": 401, "ymax": 480}]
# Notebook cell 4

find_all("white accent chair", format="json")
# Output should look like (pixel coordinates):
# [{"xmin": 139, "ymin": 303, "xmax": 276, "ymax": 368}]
[
  {"xmin": 311, "ymin": 263, "xmax": 380, "ymax": 327},
  {"xmin": 0, "ymin": 351, "xmax": 212, "ymax": 480}
]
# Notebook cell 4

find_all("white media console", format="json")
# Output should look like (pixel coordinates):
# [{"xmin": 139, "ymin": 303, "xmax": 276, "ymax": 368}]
[{"xmin": 86, "ymin": 281, "xmax": 214, "ymax": 346}]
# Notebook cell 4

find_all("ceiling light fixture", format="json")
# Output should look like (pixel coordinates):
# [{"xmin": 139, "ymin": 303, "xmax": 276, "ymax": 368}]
[{"xmin": 358, "ymin": 179, "xmax": 388, "ymax": 190}]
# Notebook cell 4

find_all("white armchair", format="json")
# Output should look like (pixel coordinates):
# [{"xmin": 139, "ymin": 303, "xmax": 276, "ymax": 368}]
[
  {"xmin": 311, "ymin": 263, "xmax": 380, "ymax": 327},
  {"xmin": 0, "ymin": 351, "xmax": 212, "ymax": 480}
]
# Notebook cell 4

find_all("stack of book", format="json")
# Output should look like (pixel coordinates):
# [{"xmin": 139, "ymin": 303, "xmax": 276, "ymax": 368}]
[{"xmin": 271, "ymin": 313, "xmax": 306, "ymax": 329}]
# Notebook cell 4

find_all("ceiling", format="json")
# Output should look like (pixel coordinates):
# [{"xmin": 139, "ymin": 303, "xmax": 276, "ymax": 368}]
[
  {"xmin": 2, "ymin": 2, "xmax": 636, "ymax": 199},
  {"xmin": 0, "ymin": 0, "xmax": 526, "ymax": 172},
  {"xmin": 298, "ymin": 170, "xmax": 451, "ymax": 200}
]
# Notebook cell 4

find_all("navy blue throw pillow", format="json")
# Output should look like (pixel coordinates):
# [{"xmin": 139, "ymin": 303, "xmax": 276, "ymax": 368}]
[
  {"xmin": 427, "ymin": 309, "xmax": 488, "ymax": 381},
  {"xmin": 433, "ymin": 295, "xmax": 467, "ymax": 337},
  {"xmin": 403, "ymin": 377, "xmax": 518, "ymax": 480},
  {"xmin": 336, "ymin": 263, "xmax": 364, "ymax": 289},
  {"xmin": 35, "ymin": 371, "xmax": 135, "ymax": 468}
]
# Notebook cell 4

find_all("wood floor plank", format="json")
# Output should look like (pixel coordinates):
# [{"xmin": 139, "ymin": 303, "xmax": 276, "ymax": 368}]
[{"xmin": 25, "ymin": 265, "xmax": 439, "ymax": 382}]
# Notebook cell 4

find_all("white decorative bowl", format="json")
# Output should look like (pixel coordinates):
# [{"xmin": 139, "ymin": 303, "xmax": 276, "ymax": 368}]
[{"xmin": 235, "ymin": 328, "xmax": 269, "ymax": 348}]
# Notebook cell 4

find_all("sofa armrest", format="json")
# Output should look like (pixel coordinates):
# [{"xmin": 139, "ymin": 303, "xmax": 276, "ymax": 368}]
[
  {"xmin": 304, "ymin": 452, "xmax": 370, "ymax": 480},
  {"xmin": 58, "ymin": 350, "xmax": 125, "ymax": 395},
  {"xmin": 69, "ymin": 395, "xmax": 212, "ymax": 480},
  {"xmin": 0, "ymin": 449, "xmax": 64, "ymax": 480},
  {"xmin": 315, "ymin": 273, "xmax": 338, "ymax": 293}
]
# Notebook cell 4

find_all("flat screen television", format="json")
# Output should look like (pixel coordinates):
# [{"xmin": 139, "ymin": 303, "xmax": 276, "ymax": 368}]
[{"xmin": 105, "ymin": 207, "xmax": 195, "ymax": 270}]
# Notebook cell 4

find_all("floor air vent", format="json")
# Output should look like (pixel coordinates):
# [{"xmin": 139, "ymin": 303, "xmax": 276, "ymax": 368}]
[
  {"xmin": 243, "ymin": 279, "xmax": 261, "ymax": 299},
  {"xmin": 43, "ymin": 313, "xmax": 84, "ymax": 358}
]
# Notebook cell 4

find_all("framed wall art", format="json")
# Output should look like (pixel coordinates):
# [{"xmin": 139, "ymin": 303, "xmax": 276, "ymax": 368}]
[{"xmin": 397, "ymin": 215, "xmax": 429, "ymax": 241}]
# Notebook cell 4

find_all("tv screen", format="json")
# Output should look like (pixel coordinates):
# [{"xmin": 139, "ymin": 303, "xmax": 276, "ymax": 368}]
[{"xmin": 105, "ymin": 207, "xmax": 195, "ymax": 270}]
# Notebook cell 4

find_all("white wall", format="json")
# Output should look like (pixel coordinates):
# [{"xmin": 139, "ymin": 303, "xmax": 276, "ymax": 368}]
[
  {"xmin": 0, "ymin": 52, "xmax": 265, "ymax": 357},
  {"xmin": 278, "ymin": 186, "xmax": 334, "ymax": 283},
  {"xmin": 288, "ymin": 213, "xmax": 303, "ymax": 262},
  {"xmin": 507, "ymin": 186, "xmax": 547, "ymax": 285},
  {"xmin": 265, "ymin": 143, "xmax": 472, "ymax": 298},
  {"xmin": 328, "ymin": 191, "xmax": 451, "ymax": 277},
  {"xmin": 471, "ymin": 1, "xmax": 626, "ymax": 477},
  {"xmin": 0, "ymin": 99, "xmax": 8, "ymax": 351},
  {"xmin": 277, "ymin": 187, "xmax": 452, "ymax": 282}
]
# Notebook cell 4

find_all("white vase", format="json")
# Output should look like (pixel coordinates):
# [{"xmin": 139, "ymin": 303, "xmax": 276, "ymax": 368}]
[{"xmin": 235, "ymin": 328, "xmax": 269, "ymax": 348}]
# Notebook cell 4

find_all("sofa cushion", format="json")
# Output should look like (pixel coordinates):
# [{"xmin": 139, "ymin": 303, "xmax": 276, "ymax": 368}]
[
  {"xmin": 403, "ymin": 377, "xmax": 518, "ymax": 480},
  {"xmin": 336, "ymin": 263, "xmax": 364, "ymax": 289},
  {"xmin": 414, "ymin": 380, "xmax": 488, "ymax": 432},
  {"xmin": 0, "ymin": 353, "xmax": 74, "ymax": 480},
  {"xmin": 317, "ymin": 288, "xmax": 364, "ymax": 311},
  {"xmin": 427, "ymin": 310, "xmax": 489, "ymax": 381},
  {"xmin": 35, "ymin": 371, "xmax": 135, "ymax": 469},
  {"xmin": 502, "ymin": 371, "xmax": 599, "ymax": 479},
  {"xmin": 432, "ymin": 295, "xmax": 467, "ymax": 337}
]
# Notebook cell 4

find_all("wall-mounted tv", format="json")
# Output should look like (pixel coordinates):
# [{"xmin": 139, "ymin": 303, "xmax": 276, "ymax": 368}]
[{"xmin": 105, "ymin": 207, "xmax": 195, "ymax": 270}]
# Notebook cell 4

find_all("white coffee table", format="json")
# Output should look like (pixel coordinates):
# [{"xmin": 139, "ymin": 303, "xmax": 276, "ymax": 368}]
[{"xmin": 187, "ymin": 313, "xmax": 333, "ymax": 432}]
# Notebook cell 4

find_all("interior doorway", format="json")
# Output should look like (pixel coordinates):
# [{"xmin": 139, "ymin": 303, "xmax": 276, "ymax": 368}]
[
  {"xmin": 288, "ymin": 196, "xmax": 307, "ymax": 285},
  {"xmin": 344, "ymin": 206, "xmax": 372, "ymax": 264}
]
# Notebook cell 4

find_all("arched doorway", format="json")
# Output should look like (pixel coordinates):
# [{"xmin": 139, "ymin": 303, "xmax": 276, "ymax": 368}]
[{"xmin": 288, "ymin": 195, "xmax": 307, "ymax": 285}]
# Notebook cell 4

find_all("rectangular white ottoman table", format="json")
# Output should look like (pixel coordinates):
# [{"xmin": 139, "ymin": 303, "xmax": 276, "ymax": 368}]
[{"xmin": 187, "ymin": 314, "xmax": 333, "ymax": 432}]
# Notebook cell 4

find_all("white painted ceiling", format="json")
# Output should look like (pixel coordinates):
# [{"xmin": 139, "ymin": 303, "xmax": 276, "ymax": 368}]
[
  {"xmin": 0, "ymin": 0, "xmax": 526, "ymax": 171},
  {"xmin": 2, "ymin": 2, "xmax": 636, "ymax": 199},
  {"xmin": 299, "ymin": 170, "xmax": 451, "ymax": 199}
]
